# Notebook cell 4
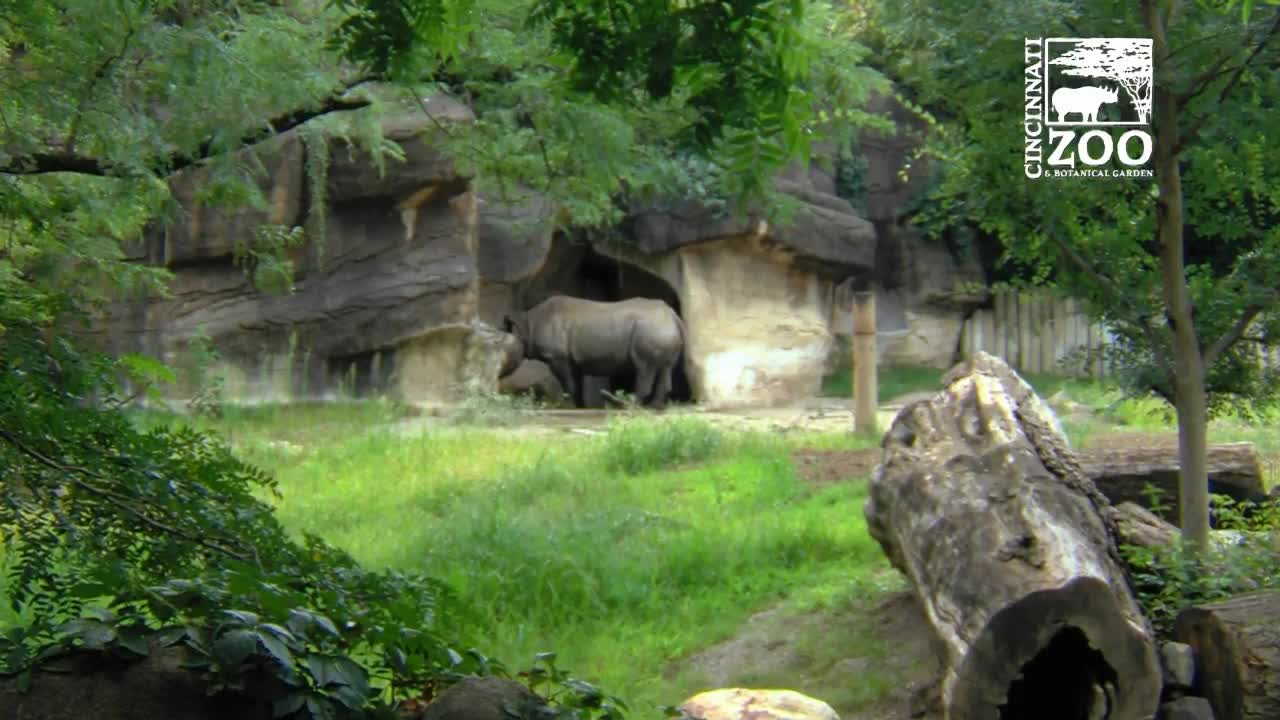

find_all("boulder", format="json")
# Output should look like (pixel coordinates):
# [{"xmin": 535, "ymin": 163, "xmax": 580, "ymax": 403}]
[
  {"xmin": 596, "ymin": 234, "xmax": 851, "ymax": 408},
  {"xmin": 0, "ymin": 646, "xmax": 279, "ymax": 720},
  {"xmin": 864, "ymin": 352, "xmax": 1161, "ymax": 720},
  {"xmin": 416, "ymin": 676, "xmax": 546, "ymax": 720},
  {"xmin": 1160, "ymin": 642, "xmax": 1196, "ymax": 697},
  {"xmin": 680, "ymin": 688, "xmax": 839, "ymax": 720}
]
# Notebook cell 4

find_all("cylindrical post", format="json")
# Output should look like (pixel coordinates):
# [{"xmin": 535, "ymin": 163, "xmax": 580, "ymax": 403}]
[{"xmin": 853, "ymin": 291, "xmax": 877, "ymax": 437}]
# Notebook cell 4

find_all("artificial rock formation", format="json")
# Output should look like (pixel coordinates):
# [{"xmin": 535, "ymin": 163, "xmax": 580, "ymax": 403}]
[
  {"xmin": 95, "ymin": 86, "xmax": 993, "ymax": 408},
  {"xmin": 864, "ymin": 352, "xmax": 1161, "ymax": 720}
]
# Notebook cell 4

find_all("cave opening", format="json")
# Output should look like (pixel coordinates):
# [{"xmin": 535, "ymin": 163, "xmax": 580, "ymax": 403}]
[
  {"xmin": 998, "ymin": 626, "xmax": 1119, "ymax": 720},
  {"xmin": 326, "ymin": 348, "xmax": 395, "ymax": 399},
  {"xmin": 576, "ymin": 249, "xmax": 693, "ymax": 407}
]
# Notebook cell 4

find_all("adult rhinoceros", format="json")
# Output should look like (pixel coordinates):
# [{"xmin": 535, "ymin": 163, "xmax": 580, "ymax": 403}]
[{"xmin": 504, "ymin": 295, "xmax": 686, "ymax": 409}]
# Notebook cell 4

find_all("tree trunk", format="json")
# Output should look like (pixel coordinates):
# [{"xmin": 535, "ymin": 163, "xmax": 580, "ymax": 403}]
[
  {"xmin": 1173, "ymin": 591, "xmax": 1280, "ymax": 720},
  {"xmin": 1079, "ymin": 443, "xmax": 1266, "ymax": 523},
  {"xmin": 1144, "ymin": 0, "xmax": 1211, "ymax": 553},
  {"xmin": 865, "ymin": 352, "xmax": 1161, "ymax": 720}
]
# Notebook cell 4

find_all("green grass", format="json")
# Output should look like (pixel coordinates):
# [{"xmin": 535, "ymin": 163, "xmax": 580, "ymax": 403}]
[{"xmin": 147, "ymin": 409, "xmax": 888, "ymax": 714}]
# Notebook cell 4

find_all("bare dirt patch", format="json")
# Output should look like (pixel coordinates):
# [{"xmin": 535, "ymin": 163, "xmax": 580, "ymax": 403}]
[
  {"xmin": 667, "ymin": 590, "xmax": 939, "ymax": 720},
  {"xmin": 791, "ymin": 449, "xmax": 881, "ymax": 487}
]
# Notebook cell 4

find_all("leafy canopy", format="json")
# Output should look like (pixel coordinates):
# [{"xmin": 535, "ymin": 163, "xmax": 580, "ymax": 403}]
[
  {"xmin": 0, "ymin": 0, "xmax": 887, "ymax": 717},
  {"xmin": 868, "ymin": 0, "xmax": 1280, "ymax": 416}
]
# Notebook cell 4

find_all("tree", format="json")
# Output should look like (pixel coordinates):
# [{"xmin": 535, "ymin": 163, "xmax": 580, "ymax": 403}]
[
  {"xmin": 1050, "ymin": 38, "xmax": 1153, "ymax": 123},
  {"xmin": 0, "ymin": 0, "xmax": 886, "ymax": 714},
  {"xmin": 869, "ymin": 0, "xmax": 1280, "ymax": 552}
]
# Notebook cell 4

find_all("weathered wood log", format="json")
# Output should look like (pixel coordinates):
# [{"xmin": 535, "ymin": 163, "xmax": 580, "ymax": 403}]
[
  {"xmin": 1113, "ymin": 501, "xmax": 1180, "ymax": 548},
  {"xmin": 1173, "ymin": 590, "xmax": 1280, "ymax": 720},
  {"xmin": 1078, "ymin": 443, "xmax": 1266, "ymax": 525},
  {"xmin": 865, "ymin": 352, "xmax": 1161, "ymax": 720}
]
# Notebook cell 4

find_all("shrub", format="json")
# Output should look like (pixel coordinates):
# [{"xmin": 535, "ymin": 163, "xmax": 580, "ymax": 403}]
[
  {"xmin": 1121, "ymin": 486, "xmax": 1280, "ymax": 638},
  {"xmin": 0, "ymin": 311, "xmax": 624, "ymax": 719}
]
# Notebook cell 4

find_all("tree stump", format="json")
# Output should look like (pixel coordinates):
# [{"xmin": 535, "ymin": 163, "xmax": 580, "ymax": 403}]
[
  {"xmin": 1173, "ymin": 590, "xmax": 1280, "ymax": 720},
  {"xmin": 864, "ymin": 352, "xmax": 1161, "ymax": 720}
]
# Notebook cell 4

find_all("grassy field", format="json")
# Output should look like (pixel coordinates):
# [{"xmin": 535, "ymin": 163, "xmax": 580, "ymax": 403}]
[
  {"xmin": 216, "ymin": 410, "xmax": 899, "ymax": 714},
  {"xmin": 4, "ymin": 366, "xmax": 1279, "ymax": 718}
]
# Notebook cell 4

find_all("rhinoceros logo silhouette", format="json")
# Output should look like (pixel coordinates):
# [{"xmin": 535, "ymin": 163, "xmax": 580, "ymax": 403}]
[
  {"xmin": 1044, "ymin": 38, "xmax": 1151, "ymax": 126},
  {"xmin": 1051, "ymin": 85, "xmax": 1120, "ymax": 123}
]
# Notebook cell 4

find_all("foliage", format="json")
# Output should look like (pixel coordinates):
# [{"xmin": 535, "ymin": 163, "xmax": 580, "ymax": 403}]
[
  {"xmin": 870, "ymin": 0, "xmax": 1280, "ymax": 413},
  {"xmin": 1121, "ymin": 487, "xmax": 1280, "ymax": 638}
]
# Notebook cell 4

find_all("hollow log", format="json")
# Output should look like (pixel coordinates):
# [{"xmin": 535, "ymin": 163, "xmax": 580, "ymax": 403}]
[
  {"xmin": 864, "ymin": 352, "xmax": 1161, "ymax": 720},
  {"xmin": 1078, "ymin": 443, "xmax": 1265, "ymax": 524},
  {"xmin": 1173, "ymin": 590, "xmax": 1280, "ymax": 720}
]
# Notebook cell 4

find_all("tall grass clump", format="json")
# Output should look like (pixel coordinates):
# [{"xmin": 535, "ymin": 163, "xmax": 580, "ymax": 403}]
[{"xmin": 598, "ymin": 416, "xmax": 725, "ymax": 475}]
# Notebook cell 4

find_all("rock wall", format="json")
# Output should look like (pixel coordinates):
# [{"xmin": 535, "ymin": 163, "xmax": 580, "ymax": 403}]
[
  {"xmin": 94, "ymin": 96, "xmax": 515, "ymax": 406},
  {"xmin": 93, "ymin": 87, "xmax": 985, "ymax": 408}
]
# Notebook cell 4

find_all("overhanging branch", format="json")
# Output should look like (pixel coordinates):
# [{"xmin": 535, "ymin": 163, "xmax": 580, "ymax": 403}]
[
  {"xmin": 1202, "ymin": 291, "xmax": 1280, "ymax": 366},
  {"xmin": 1174, "ymin": 11, "xmax": 1280, "ymax": 155},
  {"xmin": 1, "ymin": 86, "xmax": 373, "ymax": 178},
  {"xmin": 1049, "ymin": 234, "xmax": 1173, "ymax": 375}
]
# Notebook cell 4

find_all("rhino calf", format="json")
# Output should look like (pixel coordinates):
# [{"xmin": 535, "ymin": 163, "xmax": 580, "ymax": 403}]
[{"xmin": 505, "ymin": 295, "xmax": 686, "ymax": 409}]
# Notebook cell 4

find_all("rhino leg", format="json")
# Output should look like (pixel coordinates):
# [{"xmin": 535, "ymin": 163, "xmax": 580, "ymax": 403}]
[
  {"xmin": 546, "ymin": 358, "xmax": 578, "ymax": 407},
  {"xmin": 633, "ymin": 365, "xmax": 657, "ymax": 407},
  {"xmin": 650, "ymin": 366, "xmax": 673, "ymax": 410}
]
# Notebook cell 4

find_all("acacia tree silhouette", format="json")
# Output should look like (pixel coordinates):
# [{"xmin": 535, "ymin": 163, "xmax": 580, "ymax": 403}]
[{"xmin": 1050, "ymin": 39, "xmax": 1153, "ymax": 122}]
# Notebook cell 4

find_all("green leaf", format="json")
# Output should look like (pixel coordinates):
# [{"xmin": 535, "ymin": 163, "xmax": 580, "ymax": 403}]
[
  {"xmin": 222, "ymin": 609, "xmax": 261, "ymax": 627},
  {"xmin": 212, "ymin": 629, "xmax": 258, "ymax": 668},
  {"xmin": 116, "ymin": 625, "xmax": 151, "ymax": 657},
  {"xmin": 256, "ymin": 630, "xmax": 294, "ymax": 668},
  {"xmin": 274, "ymin": 692, "xmax": 307, "ymax": 718},
  {"xmin": 152, "ymin": 626, "xmax": 188, "ymax": 648}
]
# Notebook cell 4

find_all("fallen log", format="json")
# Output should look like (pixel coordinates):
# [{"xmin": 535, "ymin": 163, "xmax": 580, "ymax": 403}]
[
  {"xmin": 1078, "ymin": 443, "xmax": 1266, "ymax": 524},
  {"xmin": 1173, "ymin": 591, "xmax": 1280, "ymax": 720},
  {"xmin": 1113, "ymin": 501, "xmax": 1179, "ymax": 548},
  {"xmin": 865, "ymin": 352, "xmax": 1161, "ymax": 720}
]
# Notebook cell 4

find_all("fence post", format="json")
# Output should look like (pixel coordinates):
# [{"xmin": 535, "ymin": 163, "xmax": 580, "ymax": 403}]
[{"xmin": 853, "ymin": 291, "xmax": 878, "ymax": 437}]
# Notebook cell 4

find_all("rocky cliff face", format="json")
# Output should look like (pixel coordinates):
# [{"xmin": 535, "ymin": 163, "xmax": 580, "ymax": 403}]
[{"xmin": 94, "ymin": 91, "xmax": 984, "ymax": 408}]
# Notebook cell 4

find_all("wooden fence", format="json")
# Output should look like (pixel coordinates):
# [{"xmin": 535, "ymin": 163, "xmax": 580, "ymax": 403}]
[
  {"xmin": 959, "ymin": 290, "xmax": 1112, "ymax": 377},
  {"xmin": 959, "ymin": 289, "xmax": 1280, "ymax": 378}
]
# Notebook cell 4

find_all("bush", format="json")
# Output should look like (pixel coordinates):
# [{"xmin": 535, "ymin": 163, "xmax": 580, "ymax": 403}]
[
  {"xmin": 1121, "ymin": 488, "xmax": 1280, "ymax": 638},
  {"xmin": 0, "ymin": 311, "xmax": 625, "ymax": 720}
]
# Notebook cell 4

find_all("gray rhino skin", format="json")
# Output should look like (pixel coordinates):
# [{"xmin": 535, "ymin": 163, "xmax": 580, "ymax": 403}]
[
  {"xmin": 505, "ymin": 295, "xmax": 686, "ymax": 408},
  {"xmin": 496, "ymin": 331, "xmax": 524, "ymax": 378}
]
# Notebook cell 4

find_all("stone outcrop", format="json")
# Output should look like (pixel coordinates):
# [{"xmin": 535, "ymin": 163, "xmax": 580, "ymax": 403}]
[{"xmin": 94, "ymin": 87, "xmax": 982, "ymax": 408}]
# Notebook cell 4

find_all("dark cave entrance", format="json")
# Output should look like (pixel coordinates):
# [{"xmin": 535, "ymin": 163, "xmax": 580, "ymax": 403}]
[
  {"xmin": 998, "ymin": 626, "xmax": 1119, "ymax": 720},
  {"xmin": 574, "ymin": 249, "xmax": 693, "ymax": 407},
  {"xmin": 326, "ymin": 348, "xmax": 395, "ymax": 399}
]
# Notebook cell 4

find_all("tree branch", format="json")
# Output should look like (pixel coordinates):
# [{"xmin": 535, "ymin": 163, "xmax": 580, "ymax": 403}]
[
  {"xmin": 1202, "ymin": 291, "xmax": 1280, "ymax": 366},
  {"xmin": 1174, "ymin": 11, "xmax": 1280, "ymax": 155},
  {"xmin": 0, "ymin": 427, "xmax": 253, "ymax": 564},
  {"xmin": 1049, "ymin": 233, "xmax": 1172, "ymax": 374},
  {"xmin": 1, "ymin": 86, "xmax": 374, "ymax": 178}
]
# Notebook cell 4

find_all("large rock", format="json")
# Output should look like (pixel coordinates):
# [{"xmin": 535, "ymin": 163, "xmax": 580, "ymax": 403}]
[
  {"xmin": 597, "ymin": 233, "xmax": 850, "ymax": 408},
  {"xmin": 680, "ymin": 688, "xmax": 840, "ymax": 720},
  {"xmin": 416, "ymin": 676, "xmax": 547, "ymax": 720},
  {"xmin": 0, "ymin": 646, "xmax": 279, "ymax": 720}
]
